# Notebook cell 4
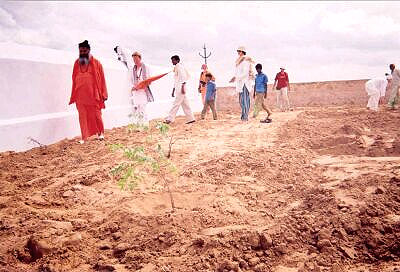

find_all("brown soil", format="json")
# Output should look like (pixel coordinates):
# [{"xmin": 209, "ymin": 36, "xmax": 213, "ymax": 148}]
[{"xmin": 0, "ymin": 106, "xmax": 399, "ymax": 272}]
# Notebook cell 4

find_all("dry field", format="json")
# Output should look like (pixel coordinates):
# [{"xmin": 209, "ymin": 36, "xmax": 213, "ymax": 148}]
[{"xmin": 0, "ymin": 106, "xmax": 399, "ymax": 272}]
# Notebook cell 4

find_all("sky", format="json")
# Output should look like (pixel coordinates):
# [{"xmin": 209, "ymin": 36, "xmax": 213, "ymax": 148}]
[{"xmin": 1, "ymin": 1, "xmax": 400, "ymax": 84}]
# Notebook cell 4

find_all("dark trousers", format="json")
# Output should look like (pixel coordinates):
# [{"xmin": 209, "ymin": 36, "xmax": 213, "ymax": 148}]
[{"xmin": 201, "ymin": 99, "xmax": 217, "ymax": 120}]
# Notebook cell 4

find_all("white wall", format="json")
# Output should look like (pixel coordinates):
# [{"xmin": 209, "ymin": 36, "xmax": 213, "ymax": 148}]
[{"xmin": 0, "ymin": 42, "xmax": 203, "ymax": 152}]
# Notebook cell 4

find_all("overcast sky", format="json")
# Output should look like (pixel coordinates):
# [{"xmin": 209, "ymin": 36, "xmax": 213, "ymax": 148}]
[{"xmin": 1, "ymin": 1, "xmax": 400, "ymax": 84}]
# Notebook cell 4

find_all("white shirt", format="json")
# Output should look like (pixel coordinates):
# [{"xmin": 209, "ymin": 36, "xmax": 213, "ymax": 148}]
[
  {"xmin": 234, "ymin": 58, "xmax": 253, "ymax": 93},
  {"xmin": 174, "ymin": 63, "xmax": 190, "ymax": 88},
  {"xmin": 129, "ymin": 64, "xmax": 150, "ymax": 90},
  {"xmin": 365, "ymin": 77, "xmax": 388, "ymax": 97}
]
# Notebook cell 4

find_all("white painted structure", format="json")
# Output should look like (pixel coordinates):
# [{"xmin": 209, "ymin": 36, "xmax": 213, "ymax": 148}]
[{"xmin": 0, "ymin": 42, "xmax": 202, "ymax": 152}]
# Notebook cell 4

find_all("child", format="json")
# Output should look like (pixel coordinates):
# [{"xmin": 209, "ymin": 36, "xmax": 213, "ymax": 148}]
[
  {"xmin": 253, "ymin": 63, "xmax": 272, "ymax": 123},
  {"xmin": 201, "ymin": 73, "xmax": 217, "ymax": 120}
]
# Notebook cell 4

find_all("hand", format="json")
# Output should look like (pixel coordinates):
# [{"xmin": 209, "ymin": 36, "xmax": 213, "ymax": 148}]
[
  {"xmin": 229, "ymin": 77, "xmax": 235, "ymax": 83},
  {"xmin": 131, "ymin": 86, "xmax": 137, "ymax": 91},
  {"xmin": 181, "ymin": 84, "xmax": 186, "ymax": 95}
]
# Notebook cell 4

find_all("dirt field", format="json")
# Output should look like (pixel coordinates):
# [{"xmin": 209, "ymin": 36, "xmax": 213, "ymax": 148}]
[{"xmin": 0, "ymin": 106, "xmax": 399, "ymax": 272}]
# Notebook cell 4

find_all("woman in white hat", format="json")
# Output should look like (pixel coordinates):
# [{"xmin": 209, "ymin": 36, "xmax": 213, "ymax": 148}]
[{"xmin": 229, "ymin": 46, "xmax": 255, "ymax": 121}]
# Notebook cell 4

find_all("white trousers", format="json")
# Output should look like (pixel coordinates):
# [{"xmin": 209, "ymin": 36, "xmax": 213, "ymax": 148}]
[
  {"xmin": 166, "ymin": 90, "xmax": 195, "ymax": 122},
  {"xmin": 131, "ymin": 103, "xmax": 148, "ymax": 126},
  {"xmin": 276, "ymin": 87, "xmax": 290, "ymax": 111},
  {"xmin": 366, "ymin": 91, "xmax": 380, "ymax": 111},
  {"xmin": 130, "ymin": 90, "xmax": 148, "ymax": 126}
]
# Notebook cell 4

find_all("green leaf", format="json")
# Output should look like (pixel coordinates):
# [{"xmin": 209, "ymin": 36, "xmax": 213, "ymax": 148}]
[{"xmin": 156, "ymin": 122, "xmax": 170, "ymax": 136}]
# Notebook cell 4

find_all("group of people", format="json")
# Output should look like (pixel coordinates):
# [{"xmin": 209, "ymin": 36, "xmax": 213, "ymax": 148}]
[
  {"xmin": 68, "ymin": 41, "xmax": 293, "ymax": 143},
  {"xmin": 365, "ymin": 63, "xmax": 400, "ymax": 111},
  {"xmin": 229, "ymin": 46, "xmax": 291, "ymax": 123}
]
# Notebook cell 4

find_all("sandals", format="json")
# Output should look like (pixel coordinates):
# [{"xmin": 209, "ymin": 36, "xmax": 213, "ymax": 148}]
[{"xmin": 260, "ymin": 118, "xmax": 272, "ymax": 123}]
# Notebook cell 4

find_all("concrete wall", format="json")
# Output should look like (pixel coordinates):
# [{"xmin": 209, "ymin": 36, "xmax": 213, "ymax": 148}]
[
  {"xmin": 0, "ymin": 43, "xmax": 203, "ymax": 152},
  {"xmin": 216, "ymin": 80, "xmax": 369, "ymax": 112}
]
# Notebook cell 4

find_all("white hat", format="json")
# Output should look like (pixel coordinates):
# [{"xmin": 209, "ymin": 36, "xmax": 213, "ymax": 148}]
[{"xmin": 237, "ymin": 46, "xmax": 246, "ymax": 53}]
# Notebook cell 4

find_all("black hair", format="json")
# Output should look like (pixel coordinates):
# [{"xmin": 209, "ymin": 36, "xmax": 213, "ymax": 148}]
[
  {"xmin": 79, "ymin": 40, "xmax": 90, "ymax": 50},
  {"xmin": 171, "ymin": 55, "xmax": 180, "ymax": 62},
  {"xmin": 255, "ymin": 63, "xmax": 262, "ymax": 70},
  {"xmin": 205, "ymin": 72, "xmax": 213, "ymax": 78}
]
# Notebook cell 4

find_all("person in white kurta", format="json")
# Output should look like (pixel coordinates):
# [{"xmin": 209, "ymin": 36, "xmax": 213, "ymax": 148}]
[
  {"xmin": 164, "ymin": 55, "xmax": 195, "ymax": 124},
  {"xmin": 130, "ymin": 52, "xmax": 154, "ymax": 126},
  {"xmin": 388, "ymin": 64, "xmax": 400, "ymax": 109},
  {"xmin": 229, "ymin": 46, "xmax": 255, "ymax": 121},
  {"xmin": 113, "ymin": 47, "xmax": 154, "ymax": 126},
  {"xmin": 365, "ymin": 75, "xmax": 391, "ymax": 111}
]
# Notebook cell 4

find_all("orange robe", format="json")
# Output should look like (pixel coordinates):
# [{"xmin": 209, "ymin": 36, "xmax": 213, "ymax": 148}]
[
  {"xmin": 199, "ymin": 70, "xmax": 215, "ymax": 104},
  {"xmin": 69, "ymin": 56, "xmax": 108, "ymax": 140}
]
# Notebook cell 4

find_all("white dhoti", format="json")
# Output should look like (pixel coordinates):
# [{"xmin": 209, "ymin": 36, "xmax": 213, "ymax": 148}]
[
  {"xmin": 166, "ymin": 62, "xmax": 194, "ymax": 123},
  {"xmin": 166, "ymin": 88, "xmax": 195, "ymax": 122},
  {"xmin": 130, "ymin": 89, "xmax": 148, "ymax": 126}
]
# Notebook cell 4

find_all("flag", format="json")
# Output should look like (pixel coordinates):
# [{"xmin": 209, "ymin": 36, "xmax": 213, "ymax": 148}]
[{"xmin": 134, "ymin": 72, "xmax": 170, "ymax": 90}]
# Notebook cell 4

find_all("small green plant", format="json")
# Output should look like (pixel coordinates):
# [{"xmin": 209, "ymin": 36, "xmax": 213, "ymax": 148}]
[
  {"xmin": 109, "ymin": 144, "xmax": 154, "ymax": 190},
  {"xmin": 109, "ymin": 121, "xmax": 179, "ymax": 211},
  {"xmin": 156, "ymin": 122, "xmax": 170, "ymax": 136},
  {"xmin": 128, "ymin": 110, "xmax": 149, "ymax": 132},
  {"xmin": 127, "ymin": 123, "xmax": 149, "ymax": 133}
]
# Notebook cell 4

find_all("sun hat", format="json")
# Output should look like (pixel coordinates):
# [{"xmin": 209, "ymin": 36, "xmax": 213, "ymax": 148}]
[{"xmin": 237, "ymin": 46, "xmax": 246, "ymax": 53}]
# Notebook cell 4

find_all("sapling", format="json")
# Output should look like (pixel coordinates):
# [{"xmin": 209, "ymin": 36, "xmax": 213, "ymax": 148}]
[{"xmin": 109, "ymin": 121, "xmax": 179, "ymax": 212}]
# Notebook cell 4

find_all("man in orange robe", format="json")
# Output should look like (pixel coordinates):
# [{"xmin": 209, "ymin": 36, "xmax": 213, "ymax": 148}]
[{"xmin": 69, "ymin": 40, "xmax": 108, "ymax": 144}]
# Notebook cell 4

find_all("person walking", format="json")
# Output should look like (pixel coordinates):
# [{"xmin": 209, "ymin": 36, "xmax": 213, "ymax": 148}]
[
  {"xmin": 253, "ymin": 63, "xmax": 272, "ymax": 123},
  {"xmin": 198, "ymin": 64, "xmax": 215, "ymax": 105},
  {"xmin": 200, "ymin": 73, "xmax": 218, "ymax": 120},
  {"xmin": 273, "ymin": 67, "xmax": 291, "ymax": 111},
  {"xmin": 164, "ymin": 55, "xmax": 195, "ymax": 125}
]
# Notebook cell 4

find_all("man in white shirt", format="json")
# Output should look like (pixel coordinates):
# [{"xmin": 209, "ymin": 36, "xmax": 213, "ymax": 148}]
[
  {"xmin": 229, "ymin": 46, "xmax": 254, "ymax": 121},
  {"xmin": 365, "ymin": 74, "xmax": 392, "ymax": 111},
  {"xmin": 388, "ymin": 64, "xmax": 400, "ymax": 109},
  {"xmin": 131, "ymin": 51, "xmax": 154, "ymax": 127},
  {"xmin": 164, "ymin": 55, "xmax": 195, "ymax": 124}
]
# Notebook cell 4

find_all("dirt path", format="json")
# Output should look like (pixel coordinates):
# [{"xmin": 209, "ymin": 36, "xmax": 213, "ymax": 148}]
[{"xmin": 0, "ymin": 107, "xmax": 399, "ymax": 272}]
